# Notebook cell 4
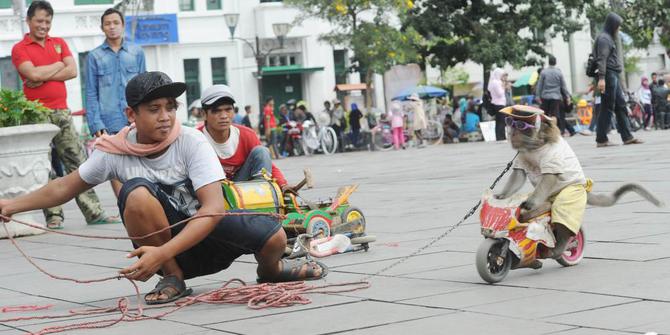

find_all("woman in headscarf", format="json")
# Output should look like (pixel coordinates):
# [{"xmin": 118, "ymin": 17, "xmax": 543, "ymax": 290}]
[
  {"xmin": 488, "ymin": 67, "xmax": 508, "ymax": 140},
  {"xmin": 637, "ymin": 76, "xmax": 653, "ymax": 130},
  {"xmin": 407, "ymin": 93, "xmax": 427, "ymax": 147}
]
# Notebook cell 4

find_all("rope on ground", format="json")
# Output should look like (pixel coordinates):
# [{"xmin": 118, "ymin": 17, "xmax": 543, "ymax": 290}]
[{"xmin": 0, "ymin": 213, "xmax": 369, "ymax": 335}]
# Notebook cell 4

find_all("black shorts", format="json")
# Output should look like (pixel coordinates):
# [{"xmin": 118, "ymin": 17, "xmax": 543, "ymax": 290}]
[{"xmin": 117, "ymin": 177, "xmax": 281, "ymax": 280}]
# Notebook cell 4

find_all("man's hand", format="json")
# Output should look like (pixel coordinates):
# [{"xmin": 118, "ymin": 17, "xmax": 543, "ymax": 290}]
[
  {"xmin": 94, "ymin": 129, "xmax": 107, "ymax": 137},
  {"xmin": 0, "ymin": 199, "xmax": 14, "ymax": 222},
  {"xmin": 25, "ymin": 80, "xmax": 44, "ymax": 88},
  {"xmin": 119, "ymin": 246, "xmax": 166, "ymax": 281},
  {"xmin": 597, "ymin": 79, "xmax": 606, "ymax": 93}
]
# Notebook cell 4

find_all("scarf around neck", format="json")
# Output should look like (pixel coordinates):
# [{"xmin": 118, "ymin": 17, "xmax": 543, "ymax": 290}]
[{"xmin": 94, "ymin": 122, "xmax": 181, "ymax": 157}]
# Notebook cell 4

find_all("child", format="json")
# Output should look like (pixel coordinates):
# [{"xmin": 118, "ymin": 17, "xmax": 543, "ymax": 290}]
[{"xmin": 388, "ymin": 101, "xmax": 405, "ymax": 149}]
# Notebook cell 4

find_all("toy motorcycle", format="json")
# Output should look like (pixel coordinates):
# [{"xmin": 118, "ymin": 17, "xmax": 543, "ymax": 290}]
[{"xmin": 475, "ymin": 190, "xmax": 585, "ymax": 283}]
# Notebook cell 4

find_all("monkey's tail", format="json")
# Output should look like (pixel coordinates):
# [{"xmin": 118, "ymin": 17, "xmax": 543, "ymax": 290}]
[{"xmin": 587, "ymin": 183, "xmax": 664, "ymax": 207}]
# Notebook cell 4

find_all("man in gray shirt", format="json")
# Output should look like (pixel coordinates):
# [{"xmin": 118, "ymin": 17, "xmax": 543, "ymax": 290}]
[{"xmin": 536, "ymin": 56, "xmax": 574, "ymax": 135}]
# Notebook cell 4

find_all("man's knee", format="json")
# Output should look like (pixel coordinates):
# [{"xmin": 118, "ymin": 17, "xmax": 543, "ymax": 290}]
[
  {"xmin": 250, "ymin": 145, "xmax": 271, "ymax": 160},
  {"xmin": 123, "ymin": 186, "xmax": 155, "ymax": 218},
  {"xmin": 118, "ymin": 178, "xmax": 160, "ymax": 219}
]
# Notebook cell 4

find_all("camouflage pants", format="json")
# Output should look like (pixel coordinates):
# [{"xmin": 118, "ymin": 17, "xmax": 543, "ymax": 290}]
[{"xmin": 43, "ymin": 109, "xmax": 105, "ymax": 223}]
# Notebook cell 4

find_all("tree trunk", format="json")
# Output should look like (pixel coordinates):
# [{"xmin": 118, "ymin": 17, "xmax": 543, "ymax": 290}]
[
  {"xmin": 481, "ymin": 63, "xmax": 491, "ymax": 118},
  {"xmin": 365, "ymin": 68, "xmax": 374, "ymax": 114}
]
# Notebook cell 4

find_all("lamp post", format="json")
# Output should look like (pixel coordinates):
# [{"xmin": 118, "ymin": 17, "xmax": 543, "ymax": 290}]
[{"xmin": 224, "ymin": 13, "xmax": 290, "ymax": 126}]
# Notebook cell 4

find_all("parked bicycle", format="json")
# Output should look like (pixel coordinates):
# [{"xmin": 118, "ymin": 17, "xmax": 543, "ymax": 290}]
[{"xmin": 302, "ymin": 120, "xmax": 338, "ymax": 155}]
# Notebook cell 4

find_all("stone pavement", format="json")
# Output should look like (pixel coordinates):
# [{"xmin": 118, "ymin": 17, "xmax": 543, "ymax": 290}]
[{"xmin": 1, "ymin": 130, "xmax": 669, "ymax": 335}]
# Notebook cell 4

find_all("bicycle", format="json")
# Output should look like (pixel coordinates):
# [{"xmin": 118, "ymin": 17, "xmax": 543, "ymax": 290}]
[{"xmin": 302, "ymin": 120, "xmax": 338, "ymax": 155}]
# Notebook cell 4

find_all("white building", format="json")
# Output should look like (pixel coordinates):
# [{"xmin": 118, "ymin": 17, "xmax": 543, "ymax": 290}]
[
  {"xmin": 0, "ymin": 0, "xmax": 384, "ymax": 124},
  {"xmin": 426, "ymin": 22, "xmax": 670, "ymax": 98}
]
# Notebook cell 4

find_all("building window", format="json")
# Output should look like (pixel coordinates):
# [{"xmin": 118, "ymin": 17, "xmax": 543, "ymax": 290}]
[
  {"xmin": 211, "ymin": 57, "xmax": 227, "ymax": 85},
  {"xmin": 183, "ymin": 59, "xmax": 200, "ymax": 107},
  {"xmin": 74, "ymin": 0, "xmax": 113, "ymax": 4},
  {"xmin": 179, "ymin": 0, "xmax": 194, "ymax": 11},
  {"xmin": 0, "ymin": 57, "xmax": 20, "ymax": 91},
  {"xmin": 0, "ymin": 0, "xmax": 11, "ymax": 9},
  {"xmin": 333, "ymin": 49, "xmax": 347, "ymax": 85},
  {"xmin": 206, "ymin": 0, "xmax": 221, "ymax": 10}
]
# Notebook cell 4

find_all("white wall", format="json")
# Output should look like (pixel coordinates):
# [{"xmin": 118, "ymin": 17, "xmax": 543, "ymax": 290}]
[{"xmin": 0, "ymin": 0, "xmax": 352, "ymax": 125}]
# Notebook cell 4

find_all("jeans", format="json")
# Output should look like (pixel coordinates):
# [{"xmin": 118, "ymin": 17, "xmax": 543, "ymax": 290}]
[
  {"xmin": 588, "ymin": 104, "xmax": 600, "ymax": 132},
  {"xmin": 596, "ymin": 71, "xmax": 633, "ymax": 143},
  {"xmin": 643, "ymin": 103, "xmax": 653, "ymax": 128},
  {"xmin": 233, "ymin": 146, "xmax": 273, "ymax": 182},
  {"xmin": 493, "ymin": 105, "xmax": 506, "ymax": 141}
]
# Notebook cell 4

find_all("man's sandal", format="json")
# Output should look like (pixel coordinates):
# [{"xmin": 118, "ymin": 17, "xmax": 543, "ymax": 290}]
[
  {"xmin": 144, "ymin": 275, "xmax": 193, "ymax": 305},
  {"xmin": 88, "ymin": 215, "xmax": 122, "ymax": 225},
  {"xmin": 257, "ymin": 258, "xmax": 329, "ymax": 283},
  {"xmin": 46, "ymin": 217, "xmax": 64, "ymax": 230}
]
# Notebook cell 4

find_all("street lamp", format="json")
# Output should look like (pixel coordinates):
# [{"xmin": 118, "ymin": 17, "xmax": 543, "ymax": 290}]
[{"xmin": 224, "ymin": 13, "xmax": 290, "ymax": 124}]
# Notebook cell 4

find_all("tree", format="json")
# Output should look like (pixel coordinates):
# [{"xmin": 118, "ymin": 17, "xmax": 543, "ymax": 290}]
[
  {"xmin": 586, "ymin": 1, "xmax": 670, "ymax": 60},
  {"xmin": 284, "ymin": 0, "xmax": 421, "ymax": 111},
  {"xmin": 404, "ymin": 0, "xmax": 589, "ymax": 97}
]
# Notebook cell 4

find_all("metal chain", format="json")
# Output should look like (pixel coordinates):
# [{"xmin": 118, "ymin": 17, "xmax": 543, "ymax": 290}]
[{"xmin": 360, "ymin": 152, "xmax": 519, "ymax": 281}]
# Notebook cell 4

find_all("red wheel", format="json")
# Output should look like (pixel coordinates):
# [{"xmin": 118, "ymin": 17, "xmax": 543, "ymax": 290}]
[{"xmin": 556, "ymin": 227, "xmax": 585, "ymax": 267}]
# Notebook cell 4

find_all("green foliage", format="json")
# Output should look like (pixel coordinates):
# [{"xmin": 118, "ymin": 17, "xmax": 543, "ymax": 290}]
[
  {"xmin": 0, "ymin": 89, "xmax": 52, "ymax": 127},
  {"xmin": 586, "ymin": 0, "xmax": 670, "ymax": 52},
  {"xmin": 441, "ymin": 66, "xmax": 470, "ymax": 86},
  {"xmin": 285, "ymin": 0, "xmax": 420, "ymax": 79},
  {"xmin": 350, "ymin": 22, "xmax": 422, "ymax": 75},
  {"xmin": 405, "ymin": 1, "xmax": 588, "ymax": 72}
]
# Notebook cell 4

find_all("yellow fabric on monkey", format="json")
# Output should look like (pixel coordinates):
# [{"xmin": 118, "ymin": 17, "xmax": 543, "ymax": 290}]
[{"xmin": 550, "ymin": 183, "xmax": 588, "ymax": 234}]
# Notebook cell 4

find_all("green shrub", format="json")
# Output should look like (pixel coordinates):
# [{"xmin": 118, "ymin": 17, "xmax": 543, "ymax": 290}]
[{"xmin": 0, "ymin": 89, "xmax": 51, "ymax": 127}]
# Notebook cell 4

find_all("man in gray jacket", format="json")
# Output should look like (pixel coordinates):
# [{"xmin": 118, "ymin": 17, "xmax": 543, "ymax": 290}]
[
  {"xmin": 594, "ymin": 12, "xmax": 642, "ymax": 147},
  {"xmin": 536, "ymin": 56, "xmax": 574, "ymax": 136}
]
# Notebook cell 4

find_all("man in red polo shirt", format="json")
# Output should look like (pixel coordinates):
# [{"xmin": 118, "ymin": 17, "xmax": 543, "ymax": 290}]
[
  {"xmin": 11, "ymin": 0, "xmax": 118, "ymax": 229},
  {"xmin": 197, "ymin": 85, "xmax": 293, "ymax": 192}
]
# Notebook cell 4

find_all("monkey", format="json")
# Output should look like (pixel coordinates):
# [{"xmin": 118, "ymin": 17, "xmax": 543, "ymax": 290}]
[{"xmin": 495, "ymin": 105, "xmax": 663, "ymax": 266}]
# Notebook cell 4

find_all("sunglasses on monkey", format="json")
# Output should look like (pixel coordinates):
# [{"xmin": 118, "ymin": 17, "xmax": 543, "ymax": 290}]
[{"xmin": 505, "ymin": 116, "xmax": 536, "ymax": 131}]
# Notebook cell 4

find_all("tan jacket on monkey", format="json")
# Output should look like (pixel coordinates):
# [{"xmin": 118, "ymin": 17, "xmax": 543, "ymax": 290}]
[{"xmin": 495, "ymin": 105, "xmax": 662, "ymax": 259}]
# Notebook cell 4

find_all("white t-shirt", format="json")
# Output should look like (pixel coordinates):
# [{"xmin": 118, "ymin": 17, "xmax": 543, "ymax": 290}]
[
  {"xmin": 513, "ymin": 137, "xmax": 586, "ymax": 196},
  {"xmin": 79, "ymin": 126, "xmax": 225, "ymax": 216},
  {"xmin": 202, "ymin": 125, "xmax": 240, "ymax": 159}
]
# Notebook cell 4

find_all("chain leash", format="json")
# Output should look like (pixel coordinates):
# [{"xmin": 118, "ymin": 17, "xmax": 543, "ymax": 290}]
[{"xmin": 360, "ymin": 152, "xmax": 519, "ymax": 281}]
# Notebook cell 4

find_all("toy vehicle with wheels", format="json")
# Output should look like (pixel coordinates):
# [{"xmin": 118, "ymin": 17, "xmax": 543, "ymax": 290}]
[
  {"xmin": 220, "ymin": 169, "xmax": 374, "ymax": 253},
  {"xmin": 475, "ymin": 190, "xmax": 585, "ymax": 283}
]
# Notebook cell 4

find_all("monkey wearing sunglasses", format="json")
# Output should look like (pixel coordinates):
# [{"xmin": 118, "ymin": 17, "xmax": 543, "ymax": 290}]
[{"xmin": 496, "ymin": 107, "xmax": 662, "ymax": 263}]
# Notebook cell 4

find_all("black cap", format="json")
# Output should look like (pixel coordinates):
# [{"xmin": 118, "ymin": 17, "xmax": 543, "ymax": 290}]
[{"xmin": 125, "ymin": 71, "xmax": 187, "ymax": 108}]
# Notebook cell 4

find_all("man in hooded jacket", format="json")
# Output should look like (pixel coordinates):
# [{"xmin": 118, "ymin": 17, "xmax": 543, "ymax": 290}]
[{"xmin": 594, "ymin": 12, "xmax": 643, "ymax": 147}]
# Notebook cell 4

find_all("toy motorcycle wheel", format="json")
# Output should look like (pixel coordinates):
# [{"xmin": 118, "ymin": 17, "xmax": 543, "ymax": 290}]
[
  {"xmin": 476, "ymin": 238, "xmax": 512, "ymax": 283},
  {"xmin": 342, "ymin": 207, "xmax": 366, "ymax": 235},
  {"xmin": 556, "ymin": 227, "xmax": 585, "ymax": 267},
  {"xmin": 306, "ymin": 216, "xmax": 331, "ymax": 238}
]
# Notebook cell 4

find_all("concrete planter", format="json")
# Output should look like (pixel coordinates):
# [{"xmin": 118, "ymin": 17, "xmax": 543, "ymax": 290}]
[{"xmin": 0, "ymin": 123, "xmax": 59, "ymax": 239}]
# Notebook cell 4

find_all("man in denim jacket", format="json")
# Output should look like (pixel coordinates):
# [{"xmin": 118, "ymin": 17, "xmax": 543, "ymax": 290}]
[
  {"xmin": 86, "ymin": 8, "xmax": 146, "ymax": 195},
  {"xmin": 86, "ymin": 8, "xmax": 146, "ymax": 137}
]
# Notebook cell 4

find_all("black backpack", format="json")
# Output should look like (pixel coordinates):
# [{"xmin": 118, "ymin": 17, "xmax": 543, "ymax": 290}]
[
  {"xmin": 586, "ymin": 41, "xmax": 599, "ymax": 78},
  {"xmin": 586, "ymin": 53, "xmax": 598, "ymax": 78}
]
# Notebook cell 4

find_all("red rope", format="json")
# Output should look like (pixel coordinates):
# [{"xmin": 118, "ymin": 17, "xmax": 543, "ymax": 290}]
[
  {"xmin": 1, "ymin": 305, "xmax": 52, "ymax": 313},
  {"xmin": 0, "ymin": 214, "xmax": 370, "ymax": 334}
]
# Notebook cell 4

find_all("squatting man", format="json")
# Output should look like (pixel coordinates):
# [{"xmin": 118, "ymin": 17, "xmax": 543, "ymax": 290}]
[{"xmin": 0, "ymin": 72, "xmax": 327, "ymax": 305}]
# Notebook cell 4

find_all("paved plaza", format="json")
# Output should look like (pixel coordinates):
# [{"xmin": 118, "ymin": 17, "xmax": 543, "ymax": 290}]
[{"xmin": 1, "ymin": 131, "xmax": 669, "ymax": 335}]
